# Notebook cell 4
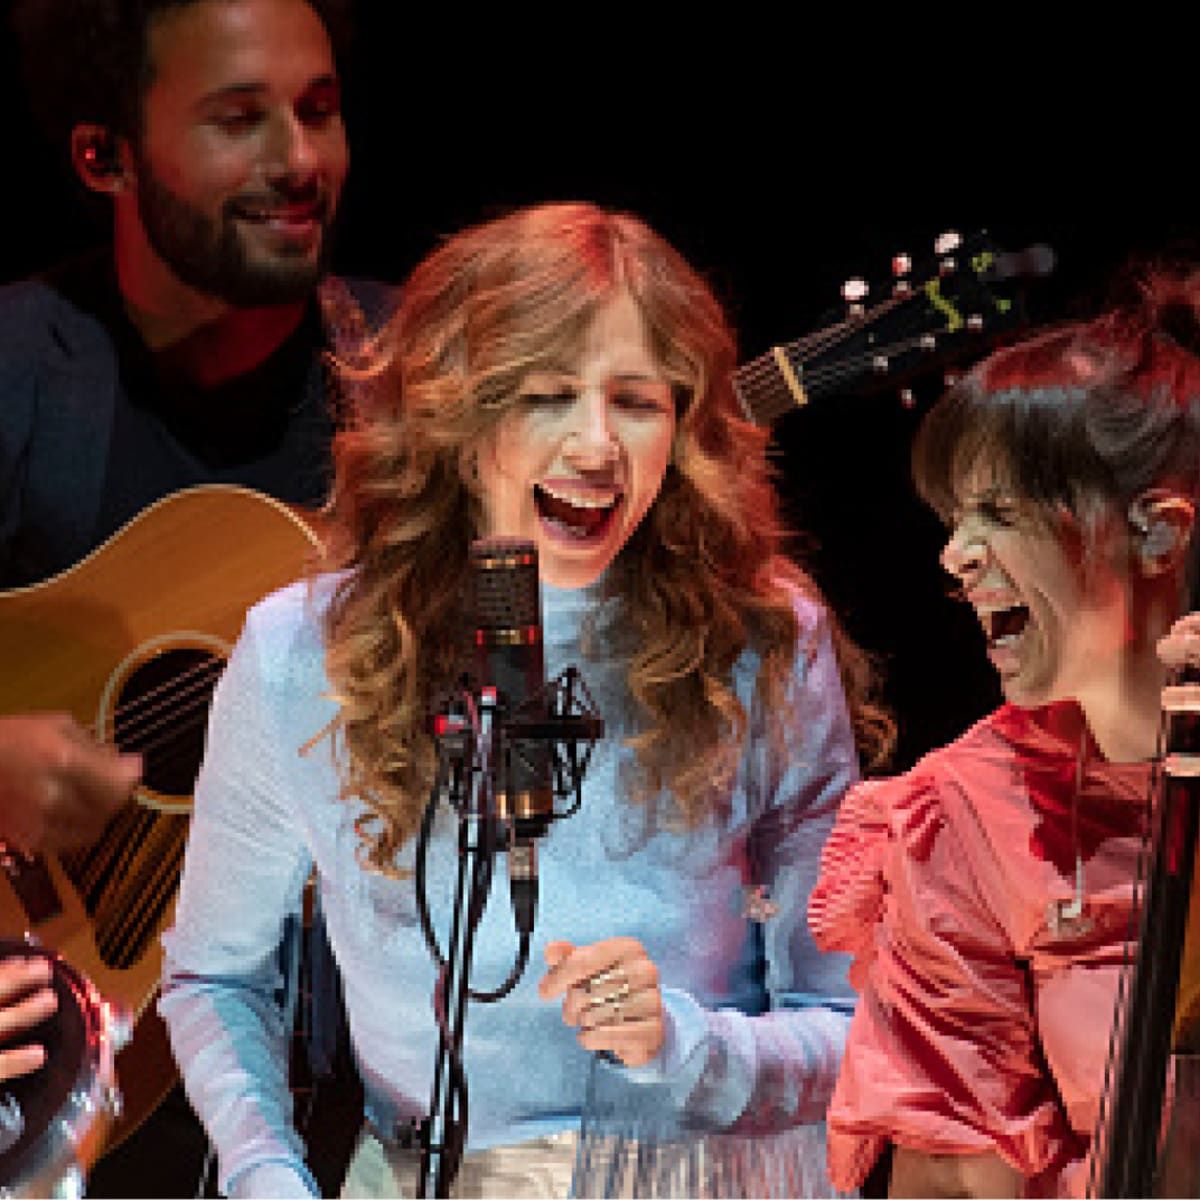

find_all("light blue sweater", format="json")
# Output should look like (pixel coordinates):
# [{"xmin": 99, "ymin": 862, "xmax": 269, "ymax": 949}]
[{"xmin": 159, "ymin": 575, "xmax": 858, "ymax": 1197}]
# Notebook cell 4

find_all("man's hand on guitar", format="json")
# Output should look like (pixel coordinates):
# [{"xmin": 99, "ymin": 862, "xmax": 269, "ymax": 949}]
[
  {"xmin": 0, "ymin": 955, "xmax": 57, "ymax": 1082},
  {"xmin": 0, "ymin": 714, "xmax": 141, "ymax": 855}
]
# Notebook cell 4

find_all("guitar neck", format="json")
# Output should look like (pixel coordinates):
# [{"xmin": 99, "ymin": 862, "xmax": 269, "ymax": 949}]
[{"xmin": 731, "ymin": 234, "xmax": 1029, "ymax": 427}]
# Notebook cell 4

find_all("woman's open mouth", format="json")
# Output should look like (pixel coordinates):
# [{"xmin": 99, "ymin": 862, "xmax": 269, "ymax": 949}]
[
  {"xmin": 983, "ymin": 604, "xmax": 1031, "ymax": 673},
  {"xmin": 533, "ymin": 483, "xmax": 622, "ymax": 545},
  {"xmin": 986, "ymin": 605, "xmax": 1030, "ymax": 645}
]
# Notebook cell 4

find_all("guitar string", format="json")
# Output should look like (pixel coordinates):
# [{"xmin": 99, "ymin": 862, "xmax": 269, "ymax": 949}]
[
  {"xmin": 747, "ymin": 287, "xmax": 913, "ymax": 374},
  {"xmin": 733, "ymin": 263, "xmax": 998, "ymax": 399},
  {"xmin": 731, "ymin": 314, "xmax": 870, "ymax": 392},
  {"xmin": 85, "ymin": 738, "xmax": 204, "ymax": 907},
  {"xmin": 113, "ymin": 661, "xmax": 225, "ymax": 750},
  {"xmin": 762, "ymin": 311, "xmax": 868, "ymax": 362},
  {"xmin": 118, "ymin": 831, "xmax": 187, "ymax": 962},
  {"xmin": 98, "ymin": 823, "xmax": 188, "ymax": 965},
  {"xmin": 70, "ymin": 758, "xmax": 191, "ymax": 906},
  {"xmin": 729, "ymin": 309, "xmax": 936, "ymax": 398},
  {"xmin": 735, "ymin": 244, "xmax": 997, "ymax": 389},
  {"xmin": 77, "ymin": 665, "xmax": 233, "ymax": 959},
  {"xmin": 81, "ymin": 659, "xmax": 283, "ymax": 956},
  {"xmin": 733, "ymin": 311, "xmax": 938, "ymax": 399},
  {"xmin": 63, "ymin": 803, "xmax": 147, "ymax": 894},
  {"xmin": 68, "ymin": 810, "xmax": 158, "ymax": 958},
  {"xmin": 89, "ymin": 807, "xmax": 185, "ymax": 958},
  {"xmin": 731, "ymin": 288, "xmax": 918, "ymax": 390},
  {"xmin": 733, "ymin": 330, "xmax": 953, "ymax": 412},
  {"xmin": 71, "ymin": 674, "xmax": 227, "ymax": 909},
  {"xmin": 105, "ymin": 654, "xmax": 226, "ymax": 727},
  {"xmin": 801, "ymin": 332, "xmax": 953, "ymax": 391},
  {"xmin": 781, "ymin": 290, "xmax": 914, "ymax": 358},
  {"xmin": 85, "ymin": 830, "xmax": 166, "ymax": 940},
  {"xmin": 88, "ymin": 806, "xmax": 161, "ymax": 920}
]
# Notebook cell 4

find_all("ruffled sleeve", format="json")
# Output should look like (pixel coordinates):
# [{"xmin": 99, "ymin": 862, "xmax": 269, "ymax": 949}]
[
  {"xmin": 808, "ymin": 778, "xmax": 891, "ymax": 990},
  {"xmin": 810, "ymin": 763, "xmax": 1076, "ymax": 1192}
]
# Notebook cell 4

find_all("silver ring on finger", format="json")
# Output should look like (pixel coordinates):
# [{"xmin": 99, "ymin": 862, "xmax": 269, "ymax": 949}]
[{"xmin": 586, "ymin": 966, "xmax": 628, "ymax": 997}]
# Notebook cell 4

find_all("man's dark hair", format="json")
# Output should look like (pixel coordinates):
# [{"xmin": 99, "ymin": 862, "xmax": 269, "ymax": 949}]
[{"xmin": 12, "ymin": 0, "xmax": 355, "ymax": 152}]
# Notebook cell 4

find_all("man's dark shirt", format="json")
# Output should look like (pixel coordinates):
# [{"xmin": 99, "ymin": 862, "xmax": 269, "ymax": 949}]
[
  {"xmin": 1, "ymin": 251, "xmax": 337, "ymax": 588},
  {"xmin": 0, "ymin": 249, "xmax": 386, "ymax": 1196}
]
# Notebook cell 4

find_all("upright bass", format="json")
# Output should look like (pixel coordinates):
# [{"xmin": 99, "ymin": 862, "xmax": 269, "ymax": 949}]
[{"xmin": 1091, "ymin": 645, "xmax": 1200, "ymax": 1195}]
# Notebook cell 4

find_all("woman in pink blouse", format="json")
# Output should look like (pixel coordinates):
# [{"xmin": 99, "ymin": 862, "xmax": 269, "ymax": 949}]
[{"xmin": 810, "ymin": 267, "xmax": 1200, "ymax": 1197}]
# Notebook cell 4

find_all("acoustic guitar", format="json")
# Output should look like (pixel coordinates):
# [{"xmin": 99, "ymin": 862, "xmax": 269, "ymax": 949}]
[{"xmin": 0, "ymin": 484, "xmax": 321, "ymax": 1152}]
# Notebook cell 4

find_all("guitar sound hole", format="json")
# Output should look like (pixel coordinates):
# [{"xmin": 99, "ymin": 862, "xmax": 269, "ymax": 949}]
[{"xmin": 113, "ymin": 647, "xmax": 225, "ymax": 801}]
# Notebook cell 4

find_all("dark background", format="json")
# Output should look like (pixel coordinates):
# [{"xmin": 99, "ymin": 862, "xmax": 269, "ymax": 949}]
[{"xmin": 1, "ymin": 8, "xmax": 1192, "ymax": 772}]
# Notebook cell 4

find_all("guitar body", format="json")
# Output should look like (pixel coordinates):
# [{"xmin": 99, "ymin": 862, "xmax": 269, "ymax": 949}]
[{"xmin": 0, "ymin": 485, "xmax": 321, "ymax": 1152}]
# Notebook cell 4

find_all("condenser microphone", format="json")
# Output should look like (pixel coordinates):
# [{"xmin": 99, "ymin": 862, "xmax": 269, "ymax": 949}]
[
  {"xmin": 468, "ymin": 537, "xmax": 555, "ymax": 938},
  {"xmin": 468, "ymin": 537, "xmax": 554, "ymax": 839}
]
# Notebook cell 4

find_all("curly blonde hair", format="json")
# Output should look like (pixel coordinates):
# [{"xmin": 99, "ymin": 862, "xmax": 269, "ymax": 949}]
[{"xmin": 322, "ymin": 202, "xmax": 891, "ymax": 873}]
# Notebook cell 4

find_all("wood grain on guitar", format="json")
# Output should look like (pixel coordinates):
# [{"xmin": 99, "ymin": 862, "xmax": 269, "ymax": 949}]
[{"xmin": 0, "ymin": 485, "xmax": 322, "ymax": 1152}]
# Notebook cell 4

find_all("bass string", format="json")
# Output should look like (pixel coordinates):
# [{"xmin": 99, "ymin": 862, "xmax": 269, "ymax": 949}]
[{"xmin": 1088, "ymin": 715, "xmax": 1168, "ymax": 1197}]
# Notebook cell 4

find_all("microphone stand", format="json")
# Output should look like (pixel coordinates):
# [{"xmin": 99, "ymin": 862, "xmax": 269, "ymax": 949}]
[
  {"xmin": 418, "ymin": 690, "xmax": 497, "ymax": 1199},
  {"xmin": 414, "ymin": 667, "xmax": 604, "ymax": 1198}
]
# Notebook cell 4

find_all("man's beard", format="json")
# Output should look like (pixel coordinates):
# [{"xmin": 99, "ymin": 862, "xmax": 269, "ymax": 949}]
[{"xmin": 133, "ymin": 155, "xmax": 336, "ymax": 307}]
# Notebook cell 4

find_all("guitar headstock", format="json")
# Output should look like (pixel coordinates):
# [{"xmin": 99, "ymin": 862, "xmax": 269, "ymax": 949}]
[{"xmin": 732, "ymin": 230, "xmax": 1053, "ymax": 426}]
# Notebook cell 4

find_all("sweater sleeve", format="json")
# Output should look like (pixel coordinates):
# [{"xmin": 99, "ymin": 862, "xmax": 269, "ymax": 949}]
[
  {"xmin": 809, "ymin": 762, "xmax": 1074, "ymax": 1192},
  {"xmin": 621, "ymin": 599, "xmax": 859, "ymax": 1133},
  {"xmin": 158, "ymin": 606, "xmax": 320, "ymax": 1198}
]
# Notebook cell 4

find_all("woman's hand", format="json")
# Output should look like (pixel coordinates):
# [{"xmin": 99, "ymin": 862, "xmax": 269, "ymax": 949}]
[
  {"xmin": 0, "ymin": 955, "xmax": 57, "ymax": 1083},
  {"xmin": 538, "ymin": 936, "xmax": 665, "ymax": 1068},
  {"xmin": 1159, "ymin": 612, "xmax": 1200, "ymax": 673}
]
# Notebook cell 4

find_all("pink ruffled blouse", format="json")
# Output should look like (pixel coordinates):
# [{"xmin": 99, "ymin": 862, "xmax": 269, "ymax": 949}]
[{"xmin": 809, "ymin": 704, "xmax": 1149, "ymax": 1197}]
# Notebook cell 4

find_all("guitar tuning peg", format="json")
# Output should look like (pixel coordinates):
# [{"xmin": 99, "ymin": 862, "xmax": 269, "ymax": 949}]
[
  {"xmin": 900, "ymin": 387, "xmax": 916, "ymax": 409},
  {"xmin": 892, "ymin": 254, "xmax": 914, "ymax": 295},
  {"xmin": 919, "ymin": 333, "xmax": 937, "ymax": 351},
  {"xmin": 842, "ymin": 277, "xmax": 869, "ymax": 315},
  {"xmin": 967, "ymin": 313, "xmax": 984, "ymax": 331},
  {"xmin": 936, "ymin": 229, "xmax": 962, "ymax": 277}
]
